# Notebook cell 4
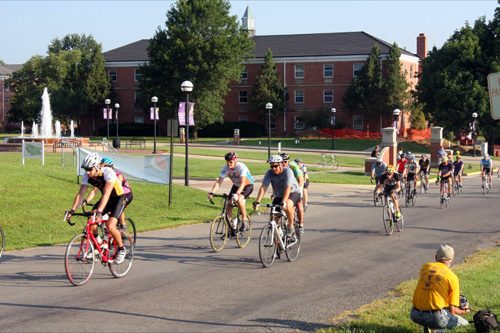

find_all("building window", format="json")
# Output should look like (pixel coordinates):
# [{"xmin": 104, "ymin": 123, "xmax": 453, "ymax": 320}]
[
  {"xmin": 295, "ymin": 65, "xmax": 304, "ymax": 79},
  {"xmin": 108, "ymin": 69, "xmax": 117, "ymax": 82},
  {"xmin": 353, "ymin": 115, "xmax": 363, "ymax": 130},
  {"xmin": 410, "ymin": 65, "xmax": 414, "ymax": 80},
  {"xmin": 324, "ymin": 64, "xmax": 334, "ymax": 78},
  {"xmin": 240, "ymin": 66, "xmax": 248, "ymax": 80},
  {"xmin": 239, "ymin": 116, "xmax": 249, "ymax": 122},
  {"xmin": 353, "ymin": 63, "xmax": 363, "ymax": 77},
  {"xmin": 323, "ymin": 89, "xmax": 334, "ymax": 103},
  {"xmin": 134, "ymin": 68, "xmax": 142, "ymax": 82},
  {"xmin": 239, "ymin": 91, "xmax": 248, "ymax": 104},
  {"xmin": 294, "ymin": 90, "xmax": 304, "ymax": 104},
  {"xmin": 5, "ymin": 98, "xmax": 9, "ymax": 103},
  {"xmin": 294, "ymin": 116, "xmax": 304, "ymax": 130},
  {"xmin": 135, "ymin": 116, "xmax": 144, "ymax": 123}
]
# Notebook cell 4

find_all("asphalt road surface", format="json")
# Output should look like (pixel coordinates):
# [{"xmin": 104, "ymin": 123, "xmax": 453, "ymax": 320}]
[{"xmin": 1, "ymin": 174, "xmax": 499, "ymax": 332}]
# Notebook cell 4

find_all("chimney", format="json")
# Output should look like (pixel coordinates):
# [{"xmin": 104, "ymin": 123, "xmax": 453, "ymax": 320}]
[{"xmin": 417, "ymin": 33, "xmax": 427, "ymax": 59}]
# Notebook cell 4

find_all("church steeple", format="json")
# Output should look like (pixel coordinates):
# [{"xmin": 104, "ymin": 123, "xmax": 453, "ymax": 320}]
[{"xmin": 242, "ymin": 6, "xmax": 256, "ymax": 38}]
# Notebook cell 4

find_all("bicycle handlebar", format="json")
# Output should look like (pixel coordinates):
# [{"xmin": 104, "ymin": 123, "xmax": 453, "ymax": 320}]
[{"xmin": 208, "ymin": 193, "xmax": 230, "ymax": 205}]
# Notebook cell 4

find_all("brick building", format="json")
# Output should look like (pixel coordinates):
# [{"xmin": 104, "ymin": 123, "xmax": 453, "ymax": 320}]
[
  {"xmin": 0, "ymin": 64, "xmax": 22, "ymax": 129},
  {"xmin": 100, "ymin": 7, "xmax": 427, "ymax": 137}
]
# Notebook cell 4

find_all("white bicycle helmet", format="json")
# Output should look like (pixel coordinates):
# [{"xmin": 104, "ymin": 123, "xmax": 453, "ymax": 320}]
[
  {"xmin": 81, "ymin": 153, "xmax": 100, "ymax": 169},
  {"xmin": 268, "ymin": 155, "xmax": 283, "ymax": 164}
]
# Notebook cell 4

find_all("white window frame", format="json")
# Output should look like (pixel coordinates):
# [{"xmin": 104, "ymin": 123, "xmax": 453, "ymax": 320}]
[
  {"xmin": 324, "ymin": 64, "xmax": 334, "ymax": 78},
  {"xmin": 240, "ymin": 66, "xmax": 248, "ymax": 80},
  {"xmin": 239, "ymin": 91, "xmax": 248, "ymax": 104},
  {"xmin": 353, "ymin": 115, "xmax": 363, "ymax": 130},
  {"xmin": 353, "ymin": 63, "xmax": 363, "ymax": 77},
  {"xmin": 294, "ymin": 116, "xmax": 304, "ymax": 130},
  {"xmin": 108, "ymin": 69, "xmax": 117, "ymax": 82},
  {"xmin": 323, "ymin": 89, "xmax": 334, "ymax": 103},
  {"xmin": 134, "ymin": 68, "xmax": 142, "ymax": 82},
  {"xmin": 294, "ymin": 90, "xmax": 304, "ymax": 104},
  {"xmin": 134, "ymin": 116, "xmax": 144, "ymax": 123},
  {"xmin": 295, "ymin": 64, "xmax": 304, "ymax": 79}
]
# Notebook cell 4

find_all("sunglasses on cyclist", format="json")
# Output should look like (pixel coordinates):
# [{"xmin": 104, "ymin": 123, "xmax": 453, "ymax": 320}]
[
  {"xmin": 84, "ymin": 167, "xmax": 94, "ymax": 172},
  {"xmin": 270, "ymin": 164, "xmax": 280, "ymax": 169}
]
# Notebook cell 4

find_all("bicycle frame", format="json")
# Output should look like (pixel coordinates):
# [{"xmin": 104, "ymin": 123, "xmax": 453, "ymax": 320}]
[
  {"xmin": 209, "ymin": 193, "xmax": 244, "ymax": 226},
  {"xmin": 257, "ymin": 204, "xmax": 294, "ymax": 251}
]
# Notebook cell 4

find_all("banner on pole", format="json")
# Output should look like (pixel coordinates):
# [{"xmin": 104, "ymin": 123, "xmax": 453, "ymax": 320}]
[
  {"xmin": 178, "ymin": 102, "xmax": 195, "ymax": 126},
  {"xmin": 78, "ymin": 148, "xmax": 170, "ymax": 184},
  {"xmin": 22, "ymin": 140, "xmax": 45, "ymax": 165},
  {"xmin": 103, "ymin": 108, "xmax": 112, "ymax": 120},
  {"xmin": 150, "ymin": 107, "xmax": 159, "ymax": 120}
]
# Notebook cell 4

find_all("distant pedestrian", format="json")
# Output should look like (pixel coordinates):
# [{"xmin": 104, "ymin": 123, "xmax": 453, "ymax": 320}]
[{"xmin": 371, "ymin": 145, "xmax": 379, "ymax": 158}]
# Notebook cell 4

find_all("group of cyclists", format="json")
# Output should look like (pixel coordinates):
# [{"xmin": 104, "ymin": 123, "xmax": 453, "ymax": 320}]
[{"xmin": 208, "ymin": 152, "xmax": 308, "ymax": 237}]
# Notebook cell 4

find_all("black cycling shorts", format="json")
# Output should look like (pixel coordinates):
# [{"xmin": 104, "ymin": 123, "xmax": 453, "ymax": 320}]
[
  {"xmin": 272, "ymin": 191, "xmax": 301, "ymax": 207},
  {"xmin": 483, "ymin": 167, "xmax": 491, "ymax": 174},
  {"xmin": 407, "ymin": 173, "xmax": 416, "ymax": 182},
  {"xmin": 96, "ymin": 192, "xmax": 133, "ymax": 220},
  {"xmin": 304, "ymin": 178, "xmax": 310, "ymax": 189},
  {"xmin": 229, "ymin": 184, "xmax": 253, "ymax": 203},
  {"xmin": 383, "ymin": 185, "xmax": 398, "ymax": 195}
]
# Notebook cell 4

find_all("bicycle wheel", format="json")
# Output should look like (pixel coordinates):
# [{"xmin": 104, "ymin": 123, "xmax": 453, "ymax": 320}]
[
  {"xmin": 395, "ymin": 208, "xmax": 404, "ymax": 232},
  {"xmin": 315, "ymin": 160, "xmax": 325, "ymax": 168},
  {"xmin": 0, "ymin": 226, "xmax": 4, "ymax": 259},
  {"xmin": 373, "ymin": 193, "xmax": 378, "ymax": 207},
  {"xmin": 65, "ymin": 233, "xmax": 95, "ymax": 286},
  {"xmin": 121, "ymin": 217, "xmax": 137, "ymax": 245},
  {"xmin": 259, "ymin": 224, "xmax": 277, "ymax": 268},
  {"xmin": 331, "ymin": 159, "xmax": 339, "ymax": 170},
  {"xmin": 109, "ymin": 231, "xmax": 134, "ymax": 278},
  {"xmin": 405, "ymin": 190, "xmax": 410, "ymax": 207},
  {"xmin": 209, "ymin": 214, "xmax": 228, "ymax": 252},
  {"xmin": 383, "ymin": 204, "xmax": 394, "ymax": 235},
  {"xmin": 483, "ymin": 180, "xmax": 487, "ymax": 195},
  {"xmin": 412, "ymin": 192, "xmax": 416, "ymax": 206},
  {"xmin": 284, "ymin": 226, "xmax": 301, "ymax": 262},
  {"xmin": 420, "ymin": 178, "xmax": 424, "ymax": 194},
  {"xmin": 459, "ymin": 182, "xmax": 463, "ymax": 195},
  {"xmin": 236, "ymin": 213, "xmax": 252, "ymax": 248}
]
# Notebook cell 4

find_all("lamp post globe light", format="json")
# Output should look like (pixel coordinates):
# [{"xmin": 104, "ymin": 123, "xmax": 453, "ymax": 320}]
[
  {"xmin": 181, "ymin": 81, "xmax": 194, "ymax": 186},
  {"xmin": 151, "ymin": 96, "xmax": 158, "ymax": 154},
  {"xmin": 105, "ymin": 99, "xmax": 111, "ymax": 140},
  {"xmin": 331, "ymin": 108, "xmax": 336, "ymax": 150},
  {"xmin": 266, "ymin": 103, "xmax": 273, "ymax": 160},
  {"xmin": 113, "ymin": 103, "xmax": 120, "ymax": 148},
  {"xmin": 472, "ymin": 112, "xmax": 478, "ymax": 157}
]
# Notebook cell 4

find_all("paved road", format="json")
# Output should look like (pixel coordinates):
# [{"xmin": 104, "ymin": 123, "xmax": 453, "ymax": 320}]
[{"xmin": 1, "ymin": 174, "xmax": 499, "ymax": 332}]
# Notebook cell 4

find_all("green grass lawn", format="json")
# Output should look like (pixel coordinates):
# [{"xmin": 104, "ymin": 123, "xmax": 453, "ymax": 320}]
[{"xmin": 319, "ymin": 246, "xmax": 500, "ymax": 332}]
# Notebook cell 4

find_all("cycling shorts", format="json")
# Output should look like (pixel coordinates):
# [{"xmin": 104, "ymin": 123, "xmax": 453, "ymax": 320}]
[
  {"xmin": 383, "ymin": 185, "xmax": 398, "ymax": 195},
  {"xmin": 453, "ymin": 170, "xmax": 462, "ymax": 176},
  {"xmin": 229, "ymin": 184, "xmax": 254, "ymax": 203},
  {"xmin": 420, "ymin": 169, "xmax": 429, "ymax": 175},
  {"xmin": 96, "ymin": 192, "xmax": 133, "ymax": 220},
  {"xmin": 407, "ymin": 173, "xmax": 416, "ymax": 182},
  {"xmin": 440, "ymin": 176, "xmax": 451, "ymax": 182},
  {"xmin": 483, "ymin": 168, "xmax": 491, "ymax": 174},
  {"xmin": 272, "ymin": 191, "xmax": 301, "ymax": 207},
  {"xmin": 304, "ymin": 178, "xmax": 310, "ymax": 189}
]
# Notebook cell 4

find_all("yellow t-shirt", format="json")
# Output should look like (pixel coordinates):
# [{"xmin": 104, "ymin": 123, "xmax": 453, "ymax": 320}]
[{"xmin": 412, "ymin": 262, "xmax": 460, "ymax": 311}]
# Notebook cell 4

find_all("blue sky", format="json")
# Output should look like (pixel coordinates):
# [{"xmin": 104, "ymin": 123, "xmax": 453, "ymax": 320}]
[{"xmin": 1, "ymin": 1, "xmax": 498, "ymax": 64}]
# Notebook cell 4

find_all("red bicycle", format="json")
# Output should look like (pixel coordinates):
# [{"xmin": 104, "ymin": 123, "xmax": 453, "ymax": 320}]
[{"xmin": 63, "ymin": 209, "xmax": 134, "ymax": 286}]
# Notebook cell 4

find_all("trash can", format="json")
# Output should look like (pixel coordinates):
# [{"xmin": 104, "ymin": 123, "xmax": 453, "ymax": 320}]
[
  {"xmin": 113, "ymin": 138, "xmax": 120, "ymax": 149},
  {"xmin": 233, "ymin": 129, "xmax": 240, "ymax": 145},
  {"xmin": 179, "ymin": 127, "xmax": 185, "ymax": 143}
]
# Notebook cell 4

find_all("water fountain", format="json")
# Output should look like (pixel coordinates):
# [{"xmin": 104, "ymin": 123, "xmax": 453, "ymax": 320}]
[{"xmin": 4, "ymin": 87, "xmax": 89, "ymax": 149}]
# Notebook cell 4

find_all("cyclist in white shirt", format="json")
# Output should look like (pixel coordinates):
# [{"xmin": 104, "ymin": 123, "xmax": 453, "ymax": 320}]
[
  {"xmin": 480, "ymin": 154, "xmax": 493, "ymax": 189},
  {"xmin": 208, "ymin": 152, "xmax": 254, "ymax": 231}
]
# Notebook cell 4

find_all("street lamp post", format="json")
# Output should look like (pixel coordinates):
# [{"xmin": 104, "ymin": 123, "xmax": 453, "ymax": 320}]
[
  {"xmin": 181, "ymin": 81, "xmax": 194, "ymax": 186},
  {"xmin": 105, "ymin": 99, "xmax": 111, "ymax": 140},
  {"xmin": 331, "ymin": 108, "xmax": 336, "ymax": 150},
  {"xmin": 151, "ymin": 96, "xmax": 158, "ymax": 154},
  {"xmin": 266, "ymin": 103, "xmax": 273, "ymax": 160},
  {"xmin": 393, "ymin": 108, "xmax": 401, "ymax": 137},
  {"xmin": 472, "ymin": 112, "xmax": 478, "ymax": 157},
  {"xmin": 114, "ymin": 103, "xmax": 120, "ymax": 148}
]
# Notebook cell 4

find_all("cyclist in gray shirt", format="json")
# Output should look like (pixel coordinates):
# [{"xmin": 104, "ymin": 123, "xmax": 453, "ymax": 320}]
[
  {"xmin": 253, "ymin": 155, "xmax": 301, "ymax": 237},
  {"xmin": 371, "ymin": 158, "xmax": 387, "ymax": 185}
]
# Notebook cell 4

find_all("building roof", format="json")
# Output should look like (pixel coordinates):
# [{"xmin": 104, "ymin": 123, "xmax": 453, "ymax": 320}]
[
  {"xmin": 0, "ymin": 64, "xmax": 23, "ymax": 76},
  {"xmin": 102, "ymin": 39, "xmax": 150, "ymax": 62},
  {"xmin": 103, "ymin": 31, "xmax": 417, "ymax": 63}
]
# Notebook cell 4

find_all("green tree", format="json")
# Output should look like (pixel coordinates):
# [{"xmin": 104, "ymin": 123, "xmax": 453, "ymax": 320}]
[
  {"xmin": 138, "ymin": 0, "xmax": 254, "ymax": 130},
  {"xmin": 302, "ymin": 106, "xmax": 334, "ymax": 137},
  {"xmin": 343, "ymin": 44, "xmax": 384, "ymax": 127},
  {"xmin": 384, "ymin": 43, "xmax": 410, "ymax": 113},
  {"xmin": 7, "ymin": 34, "xmax": 109, "ymax": 132},
  {"xmin": 0, "ymin": 60, "xmax": 5, "ymax": 65},
  {"xmin": 251, "ymin": 48, "xmax": 286, "ymax": 118}
]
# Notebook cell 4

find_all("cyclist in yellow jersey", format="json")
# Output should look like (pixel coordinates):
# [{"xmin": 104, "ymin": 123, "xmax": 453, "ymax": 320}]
[
  {"xmin": 66, "ymin": 153, "xmax": 127, "ymax": 264},
  {"xmin": 410, "ymin": 245, "xmax": 470, "ymax": 330}
]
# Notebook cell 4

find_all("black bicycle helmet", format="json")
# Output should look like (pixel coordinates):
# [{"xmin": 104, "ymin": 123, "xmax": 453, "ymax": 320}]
[
  {"xmin": 280, "ymin": 153, "xmax": 290, "ymax": 161},
  {"xmin": 224, "ymin": 151, "xmax": 238, "ymax": 161}
]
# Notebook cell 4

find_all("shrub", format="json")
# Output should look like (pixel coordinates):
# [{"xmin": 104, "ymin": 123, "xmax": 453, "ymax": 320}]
[{"xmin": 198, "ymin": 121, "xmax": 265, "ymax": 138}]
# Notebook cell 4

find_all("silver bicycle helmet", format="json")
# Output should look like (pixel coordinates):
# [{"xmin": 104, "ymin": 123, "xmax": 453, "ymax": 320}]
[
  {"xmin": 81, "ymin": 153, "xmax": 100, "ymax": 169},
  {"xmin": 268, "ymin": 155, "xmax": 283, "ymax": 164}
]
